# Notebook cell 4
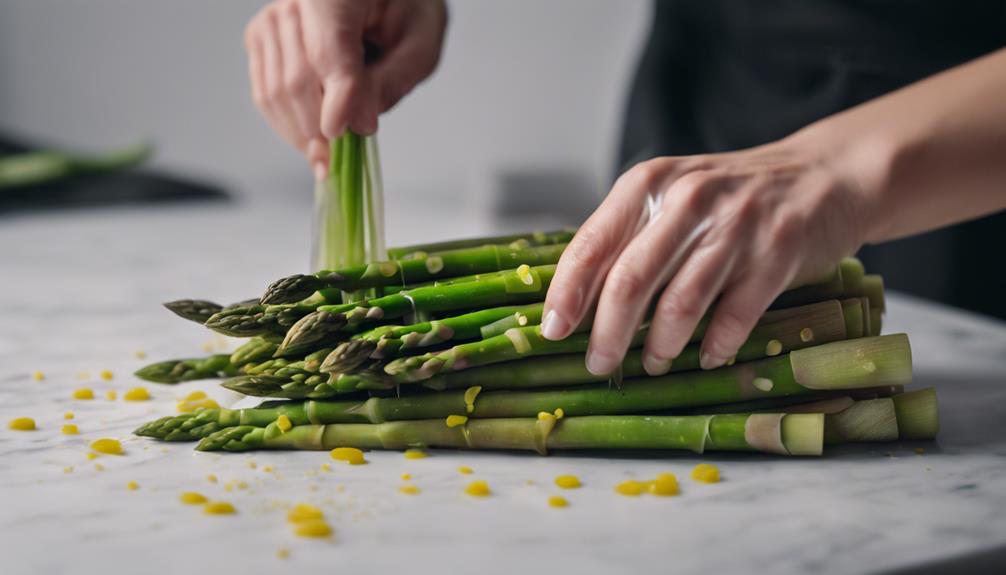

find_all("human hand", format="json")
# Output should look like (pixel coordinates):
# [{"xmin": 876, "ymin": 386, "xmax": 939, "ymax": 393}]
[
  {"xmin": 244, "ymin": 0, "xmax": 447, "ymax": 178},
  {"xmin": 540, "ymin": 134, "xmax": 876, "ymax": 376}
]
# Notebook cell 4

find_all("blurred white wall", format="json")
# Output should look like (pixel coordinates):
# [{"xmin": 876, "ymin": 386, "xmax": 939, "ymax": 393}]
[{"xmin": 0, "ymin": 1, "xmax": 650, "ymax": 226}]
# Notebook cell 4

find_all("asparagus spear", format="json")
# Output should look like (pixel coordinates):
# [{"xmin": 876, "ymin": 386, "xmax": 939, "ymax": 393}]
[
  {"xmin": 162, "ymin": 300, "xmax": 224, "ymax": 324},
  {"xmin": 277, "ymin": 264, "xmax": 557, "ymax": 356},
  {"xmin": 134, "ymin": 354, "xmax": 236, "ymax": 384},
  {"xmin": 136, "ymin": 334, "xmax": 911, "ymax": 440},
  {"xmin": 263, "ymin": 243, "xmax": 568, "ymax": 304},
  {"xmin": 892, "ymin": 388, "xmax": 939, "ymax": 440},
  {"xmin": 385, "ymin": 229, "xmax": 576, "ymax": 260},
  {"xmin": 229, "ymin": 336, "xmax": 281, "ymax": 367},
  {"xmin": 0, "ymin": 142, "xmax": 151, "ymax": 190}
]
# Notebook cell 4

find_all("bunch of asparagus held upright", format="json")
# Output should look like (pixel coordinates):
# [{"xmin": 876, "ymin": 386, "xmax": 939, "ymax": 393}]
[{"xmin": 135, "ymin": 227, "xmax": 938, "ymax": 457}]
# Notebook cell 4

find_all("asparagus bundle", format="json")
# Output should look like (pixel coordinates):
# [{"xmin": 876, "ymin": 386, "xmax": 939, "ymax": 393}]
[{"xmin": 135, "ymin": 229, "xmax": 938, "ymax": 457}]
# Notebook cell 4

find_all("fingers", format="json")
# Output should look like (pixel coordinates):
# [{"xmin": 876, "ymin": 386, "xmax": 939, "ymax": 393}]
[
  {"xmin": 246, "ymin": 6, "xmax": 310, "ymax": 151},
  {"xmin": 584, "ymin": 171, "xmax": 720, "ymax": 375},
  {"xmin": 277, "ymin": 1, "xmax": 324, "ymax": 148},
  {"xmin": 298, "ymin": 0, "xmax": 373, "ymax": 137},
  {"xmin": 306, "ymin": 137, "xmax": 329, "ymax": 181},
  {"xmin": 370, "ymin": 3, "xmax": 447, "ymax": 113}
]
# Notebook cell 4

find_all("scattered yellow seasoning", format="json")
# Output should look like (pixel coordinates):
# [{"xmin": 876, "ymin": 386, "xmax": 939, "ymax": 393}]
[
  {"xmin": 276, "ymin": 549, "xmax": 291, "ymax": 560},
  {"xmin": 89, "ymin": 438, "xmax": 123, "ymax": 455},
  {"xmin": 61, "ymin": 424, "xmax": 79, "ymax": 435},
  {"xmin": 649, "ymin": 473, "xmax": 680, "ymax": 496},
  {"xmin": 614, "ymin": 480, "xmax": 646, "ymax": 497},
  {"xmin": 207, "ymin": 474, "xmax": 218, "ymax": 483},
  {"xmin": 516, "ymin": 264, "xmax": 534, "ymax": 285},
  {"xmin": 203, "ymin": 501, "xmax": 237, "ymax": 515},
  {"xmin": 94, "ymin": 463, "xmax": 105, "ymax": 471},
  {"xmin": 403, "ymin": 448, "xmax": 428, "ymax": 459},
  {"xmin": 236, "ymin": 481, "xmax": 249, "ymax": 490},
  {"xmin": 691, "ymin": 463, "xmax": 721, "ymax": 484},
  {"xmin": 548, "ymin": 496, "xmax": 569, "ymax": 508},
  {"xmin": 319, "ymin": 464, "xmax": 332, "ymax": 473},
  {"xmin": 287, "ymin": 503, "xmax": 324, "ymax": 523},
  {"xmin": 799, "ymin": 327, "xmax": 815, "ymax": 343},
  {"xmin": 86, "ymin": 452, "xmax": 99, "ymax": 460},
  {"xmin": 32, "ymin": 371, "xmax": 45, "ymax": 381},
  {"xmin": 63, "ymin": 466, "xmax": 74, "ymax": 474},
  {"xmin": 293, "ymin": 520, "xmax": 332, "ymax": 538},
  {"xmin": 553, "ymin": 408, "xmax": 565, "ymax": 419},
  {"xmin": 464, "ymin": 480, "xmax": 491, "ymax": 497},
  {"xmin": 123, "ymin": 387, "xmax": 150, "ymax": 401},
  {"xmin": 105, "ymin": 390, "xmax": 117, "ymax": 401},
  {"xmin": 330, "ymin": 447, "xmax": 367, "ymax": 465},
  {"xmin": 100, "ymin": 370, "xmax": 114, "ymax": 381},
  {"xmin": 72, "ymin": 388, "xmax": 95, "ymax": 400},
  {"xmin": 262, "ymin": 465, "xmax": 275, "ymax": 473},
  {"xmin": 134, "ymin": 350, "xmax": 147, "ymax": 359},
  {"xmin": 180, "ymin": 492, "xmax": 208, "ymax": 505},
  {"xmin": 457, "ymin": 466, "xmax": 474, "ymax": 475},
  {"xmin": 445, "ymin": 414, "xmax": 468, "ymax": 428},
  {"xmin": 276, "ymin": 414, "xmax": 293, "ymax": 433},
  {"xmin": 400, "ymin": 473, "xmax": 412, "ymax": 481},
  {"xmin": 126, "ymin": 481, "xmax": 140, "ymax": 491},
  {"xmin": 8, "ymin": 417, "xmax": 36, "ymax": 431},
  {"xmin": 64, "ymin": 411, "xmax": 75, "ymax": 420},
  {"xmin": 554, "ymin": 474, "xmax": 582, "ymax": 489},
  {"xmin": 399, "ymin": 484, "xmax": 421, "ymax": 495},
  {"xmin": 184, "ymin": 390, "xmax": 207, "ymax": 401},
  {"xmin": 247, "ymin": 460, "xmax": 258, "ymax": 469},
  {"xmin": 177, "ymin": 397, "xmax": 219, "ymax": 413}
]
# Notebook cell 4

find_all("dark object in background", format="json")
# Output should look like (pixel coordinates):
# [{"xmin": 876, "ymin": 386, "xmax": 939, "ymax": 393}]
[
  {"xmin": 0, "ymin": 133, "xmax": 228, "ymax": 213},
  {"xmin": 620, "ymin": 0, "xmax": 1006, "ymax": 321}
]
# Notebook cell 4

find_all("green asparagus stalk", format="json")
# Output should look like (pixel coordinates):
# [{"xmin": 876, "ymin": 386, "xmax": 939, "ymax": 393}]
[
  {"xmin": 386, "ymin": 229, "xmax": 577, "ymax": 260},
  {"xmin": 134, "ymin": 354, "xmax": 236, "ymax": 384},
  {"xmin": 229, "ymin": 336, "xmax": 281, "ymax": 367},
  {"xmin": 262, "ymin": 243, "xmax": 568, "ymax": 304},
  {"xmin": 0, "ymin": 142, "xmax": 151, "ymax": 190},
  {"xmin": 163, "ymin": 300, "xmax": 224, "ymax": 324},
  {"xmin": 136, "ymin": 334, "xmax": 911, "ymax": 440},
  {"xmin": 892, "ymin": 388, "xmax": 939, "ymax": 439},
  {"xmin": 277, "ymin": 264, "xmax": 556, "ymax": 356},
  {"xmin": 861, "ymin": 275, "xmax": 886, "ymax": 313}
]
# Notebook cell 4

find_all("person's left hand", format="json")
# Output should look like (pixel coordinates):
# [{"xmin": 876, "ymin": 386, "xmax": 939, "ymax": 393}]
[{"xmin": 540, "ymin": 131, "xmax": 880, "ymax": 376}]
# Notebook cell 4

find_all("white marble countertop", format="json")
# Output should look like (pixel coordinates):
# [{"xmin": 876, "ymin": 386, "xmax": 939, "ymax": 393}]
[{"xmin": 2, "ymin": 200, "xmax": 1006, "ymax": 575}]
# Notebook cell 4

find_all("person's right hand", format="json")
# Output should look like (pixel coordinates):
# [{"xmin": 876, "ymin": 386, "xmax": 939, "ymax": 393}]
[{"xmin": 244, "ymin": 0, "xmax": 448, "ymax": 179}]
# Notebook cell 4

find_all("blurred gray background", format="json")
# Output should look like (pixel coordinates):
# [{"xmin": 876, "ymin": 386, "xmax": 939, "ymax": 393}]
[{"xmin": 0, "ymin": 0, "xmax": 650, "ymax": 231}]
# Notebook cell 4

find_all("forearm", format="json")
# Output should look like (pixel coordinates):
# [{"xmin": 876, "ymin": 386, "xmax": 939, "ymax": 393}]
[{"xmin": 801, "ymin": 47, "xmax": 1006, "ymax": 243}]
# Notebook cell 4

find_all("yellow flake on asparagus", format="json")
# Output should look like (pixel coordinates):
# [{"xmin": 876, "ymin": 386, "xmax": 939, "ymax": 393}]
[
  {"xmin": 403, "ymin": 448, "xmax": 428, "ymax": 459},
  {"xmin": 123, "ymin": 387, "xmax": 150, "ymax": 401},
  {"xmin": 32, "ymin": 371, "xmax": 45, "ymax": 381},
  {"xmin": 765, "ymin": 339, "xmax": 783, "ymax": 356},
  {"xmin": 89, "ymin": 438, "xmax": 123, "ymax": 455},
  {"xmin": 463, "ymin": 386, "xmax": 482, "ymax": 414},
  {"xmin": 516, "ymin": 264, "xmax": 533, "ymax": 285},
  {"xmin": 72, "ymin": 388, "xmax": 95, "ymax": 400},
  {"xmin": 554, "ymin": 475, "xmax": 581, "ymax": 489},
  {"xmin": 180, "ymin": 492, "xmax": 208, "ymax": 505},
  {"xmin": 691, "ymin": 463, "xmax": 720, "ymax": 484},
  {"xmin": 330, "ymin": 447, "xmax": 367, "ymax": 465},
  {"xmin": 61, "ymin": 424, "xmax": 79, "ymax": 435},
  {"xmin": 548, "ymin": 496, "xmax": 569, "ymax": 508},
  {"xmin": 276, "ymin": 414, "xmax": 293, "ymax": 433},
  {"xmin": 464, "ymin": 480, "xmax": 491, "ymax": 497},
  {"xmin": 203, "ymin": 501, "xmax": 236, "ymax": 515},
  {"xmin": 445, "ymin": 414, "xmax": 468, "ymax": 428},
  {"xmin": 100, "ymin": 370, "xmax": 114, "ymax": 381},
  {"xmin": 799, "ymin": 327, "xmax": 814, "ymax": 342},
  {"xmin": 8, "ymin": 417, "xmax": 36, "ymax": 431}
]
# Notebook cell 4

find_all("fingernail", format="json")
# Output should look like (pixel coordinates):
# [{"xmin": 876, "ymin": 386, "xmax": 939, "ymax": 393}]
[
  {"xmin": 541, "ymin": 310, "xmax": 571, "ymax": 341},
  {"xmin": 643, "ymin": 354, "xmax": 673, "ymax": 376},
  {"xmin": 313, "ymin": 163, "xmax": 327, "ymax": 182},
  {"xmin": 700, "ymin": 352, "xmax": 726, "ymax": 371},
  {"xmin": 586, "ymin": 351, "xmax": 618, "ymax": 375}
]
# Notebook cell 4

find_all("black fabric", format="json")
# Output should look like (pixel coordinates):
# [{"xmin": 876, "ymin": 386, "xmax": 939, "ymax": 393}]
[{"xmin": 620, "ymin": 0, "xmax": 1006, "ymax": 320}]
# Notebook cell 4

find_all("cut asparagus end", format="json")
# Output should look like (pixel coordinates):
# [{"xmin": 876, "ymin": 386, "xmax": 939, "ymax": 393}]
[
  {"xmin": 163, "ymin": 299, "xmax": 223, "ymax": 324},
  {"xmin": 781, "ymin": 413, "xmax": 825, "ymax": 456},
  {"xmin": 869, "ymin": 308, "xmax": 883, "ymax": 336},
  {"xmin": 859, "ymin": 297, "xmax": 872, "ymax": 338},
  {"xmin": 790, "ymin": 334, "xmax": 913, "ymax": 390},
  {"xmin": 260, "ymin": 274, "xmax": 327, "ymax": 305},
  {"xmin": 840, "ymin": 257, "xmax": 865, "ymax": 293},
  {"xmin": 861, "ymin": 275, "xmax": 886, "ymax": 313},
  {"xmin": 824, "ymin": 398, "xmax": 899, "ymax": 444},
  {"xmin": 840, "ymin": 298, "xmax": 865, "ymax": 338},
  {"xmin": 893, "ymin": 388, "xmax": 939, "ymax": 440}
]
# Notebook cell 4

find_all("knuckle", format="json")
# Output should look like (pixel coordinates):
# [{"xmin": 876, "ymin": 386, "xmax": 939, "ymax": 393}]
[
  {"xmin": 667, "ymin": 171, "xmax": 716, "ymax": 214},
  {"xmin": 284, "ymin": 68, "xmax": 311, "ymax": 96},
  {"xmin": 770, "ymin": 213, "xmax": 805, "ymax": 248},
  {"xmin": 712, "ymin": 305, "xmax": 754, "ymax": 344},
  {"xmin": 605, "ymin": 264, "xmax": 648, "ymax": 302},
  {"xmin": 623, "ymin": 159, "xmax": 666, "ymax": 192},
  {"xmin": 564, "ymin": 229, "xmax": 610, "ymax": 270},
  {"xmin": 654, "ymin": 286, "xmax": 702, "ymax": 324}
]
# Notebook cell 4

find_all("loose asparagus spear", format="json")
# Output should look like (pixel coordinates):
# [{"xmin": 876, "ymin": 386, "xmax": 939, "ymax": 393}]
[
  {"xmin": 385, "ymin": 229, "xmax": 576, "ymax": 260},
  {"xmin": 134, "ymin": 354, "xmax": 236, "ymax": 384},
  {"xmin": 277, "ymin": 264, "xmax": 557, "ymax": 356},
  {"xmin": 263, "ymin": 243, "xmax": 568, "ymax": 304},
  {"xmin": 136, "ymin": 334, "xmax": 911, "ymax": 440},
  {"xmin": 0, "ymin": 142, "xmax": 151, "ymax": 190}
]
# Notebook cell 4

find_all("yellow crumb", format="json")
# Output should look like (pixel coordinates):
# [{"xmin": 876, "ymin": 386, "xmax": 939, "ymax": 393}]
[
  {"xmin": 72, "ymin": 388, "xmax": 95, "ymax": 400},
  {"xmin": 464, "ymin": 480, "xmax": 491, "ymax": 497},
  {"xmin": 293, "ymin": 520, "xmax": 332, "ymax": 538},
  {"xmin": 400, "ymin": 473, "xmax": 412, "ymax": 481},
  {"xmin": 457, "ymin": 466, "xmax": 473, "ymax": 475},
  {"xmin": 463, "ymin": 386, "xmax": 482, "ymax": 414},
  {"xmin": 207, "ymin": 474, "xmax": 218, "ymax": 483},
  {"xmin": 8, "ymin": 417, "xmax": 36, "ymax": 431},
  {"xmin": 134, "ymin": 350, "xmax": 147, "ymax": 359},
  {"xmin": 100, "ymin": 370, "xmax": 114, "ymax": 381},
  {"xmin": 105, "ymin": 390, "xmax": 117, "ymax": 401},
  {"xmin": 247, "ymin": 460, "xmax": 258, "ymax": 469},
  {"xmin": 554, "ymin": 408, "xmax": 565, "ymax": 419},
  {"xmin": 126, "ymin": 481, "xmax": 140, "ymax": 491},
  {"xmin": 554, "ymin": 474, "xmax": 582, "ymax": 489},
  {"xmin": 123, "ymin": 387, "xmax": 150, "ymax": 401},
  {"xmin": 89, "ymin": 438, "xmax": 123, "ymax": 455},
  {"xmin": 403, "ymin": 448, "xmax": 428, "ymax": 459},
  {"xmin": 287, "ymin": 503, "xmax": 324, "ymax": 523},
  {"xmin": 276, "ymin": 414, "xmax": 293, "ymax": 433},
  {"xmin": 276, "ymin": 549, "xmax": 290, "ymax": 559},
  {"xmin": 614, "ymin": 480, "xmax": 645, "ymax": 497},
  {"xmin": 203, "ymin": 501, "xmax": 236, "ymax": 515},
  {"xmin": 180, "ymin": 492, "xmax": 208, "ymax": 505},
  {"xmin": 445, "ymin": 414, "xmax": 468, "ymax": 428},
  {"xmin": 330, "ymin": 447, "xmax": 367, "ymax": 465},
  {"xmin": 649, "ymin": 473, "xmax": 679, "ymax": 496},
  {"xmin": 398, "ymin": 484, "xmax": 421, "ymax": 495},
  {"xmin": 61, "ymin": 424, "xmax": 79, "ymax": 435},
  {"xmin": 320, "ymin": 464, "xmax": 332, "ymax": 473},
  {"xmin": 262, "ymin": 465, "xmax": 275, "ymax": 473},
  {"xmin": 63, "ymin": 466, "xmax": 74, "ymax": 474},
  {"xmin": 32, "ymin": 370, "xmax": 45, "ymax": 381},
  {"xmin": 94, "ymin": 463, "xmax": 105, "ymax": 471},
  {"xmin": 765, "ymin": 339, "xmax": 783, "ymax": 356},
  {"xmin": 691, "ymin": 463, "xmax": 720, "ymax": 484},
  {"xmin": 86, "ymin": 452, "xmax": 99, "ymax": 460},
  {"xmin": 176, "ymin": 398, "xmax": 220, "ymax": 413},
  {"xmin": 63, "ymin": 411, "xmax": 75, "ymax": 420},
  {"xmin": 184, "ymin": 390, "xmax": 207, "ymax": 401},
  {"xmin": 548, "ymin": 495, "xmax": 569, "ymax": 508}
]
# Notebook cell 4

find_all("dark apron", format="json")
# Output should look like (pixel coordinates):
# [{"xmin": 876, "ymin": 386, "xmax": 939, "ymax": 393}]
[{"xmin": 620, "ymin": 0, "xmax": 1006, "ymax": 320}]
